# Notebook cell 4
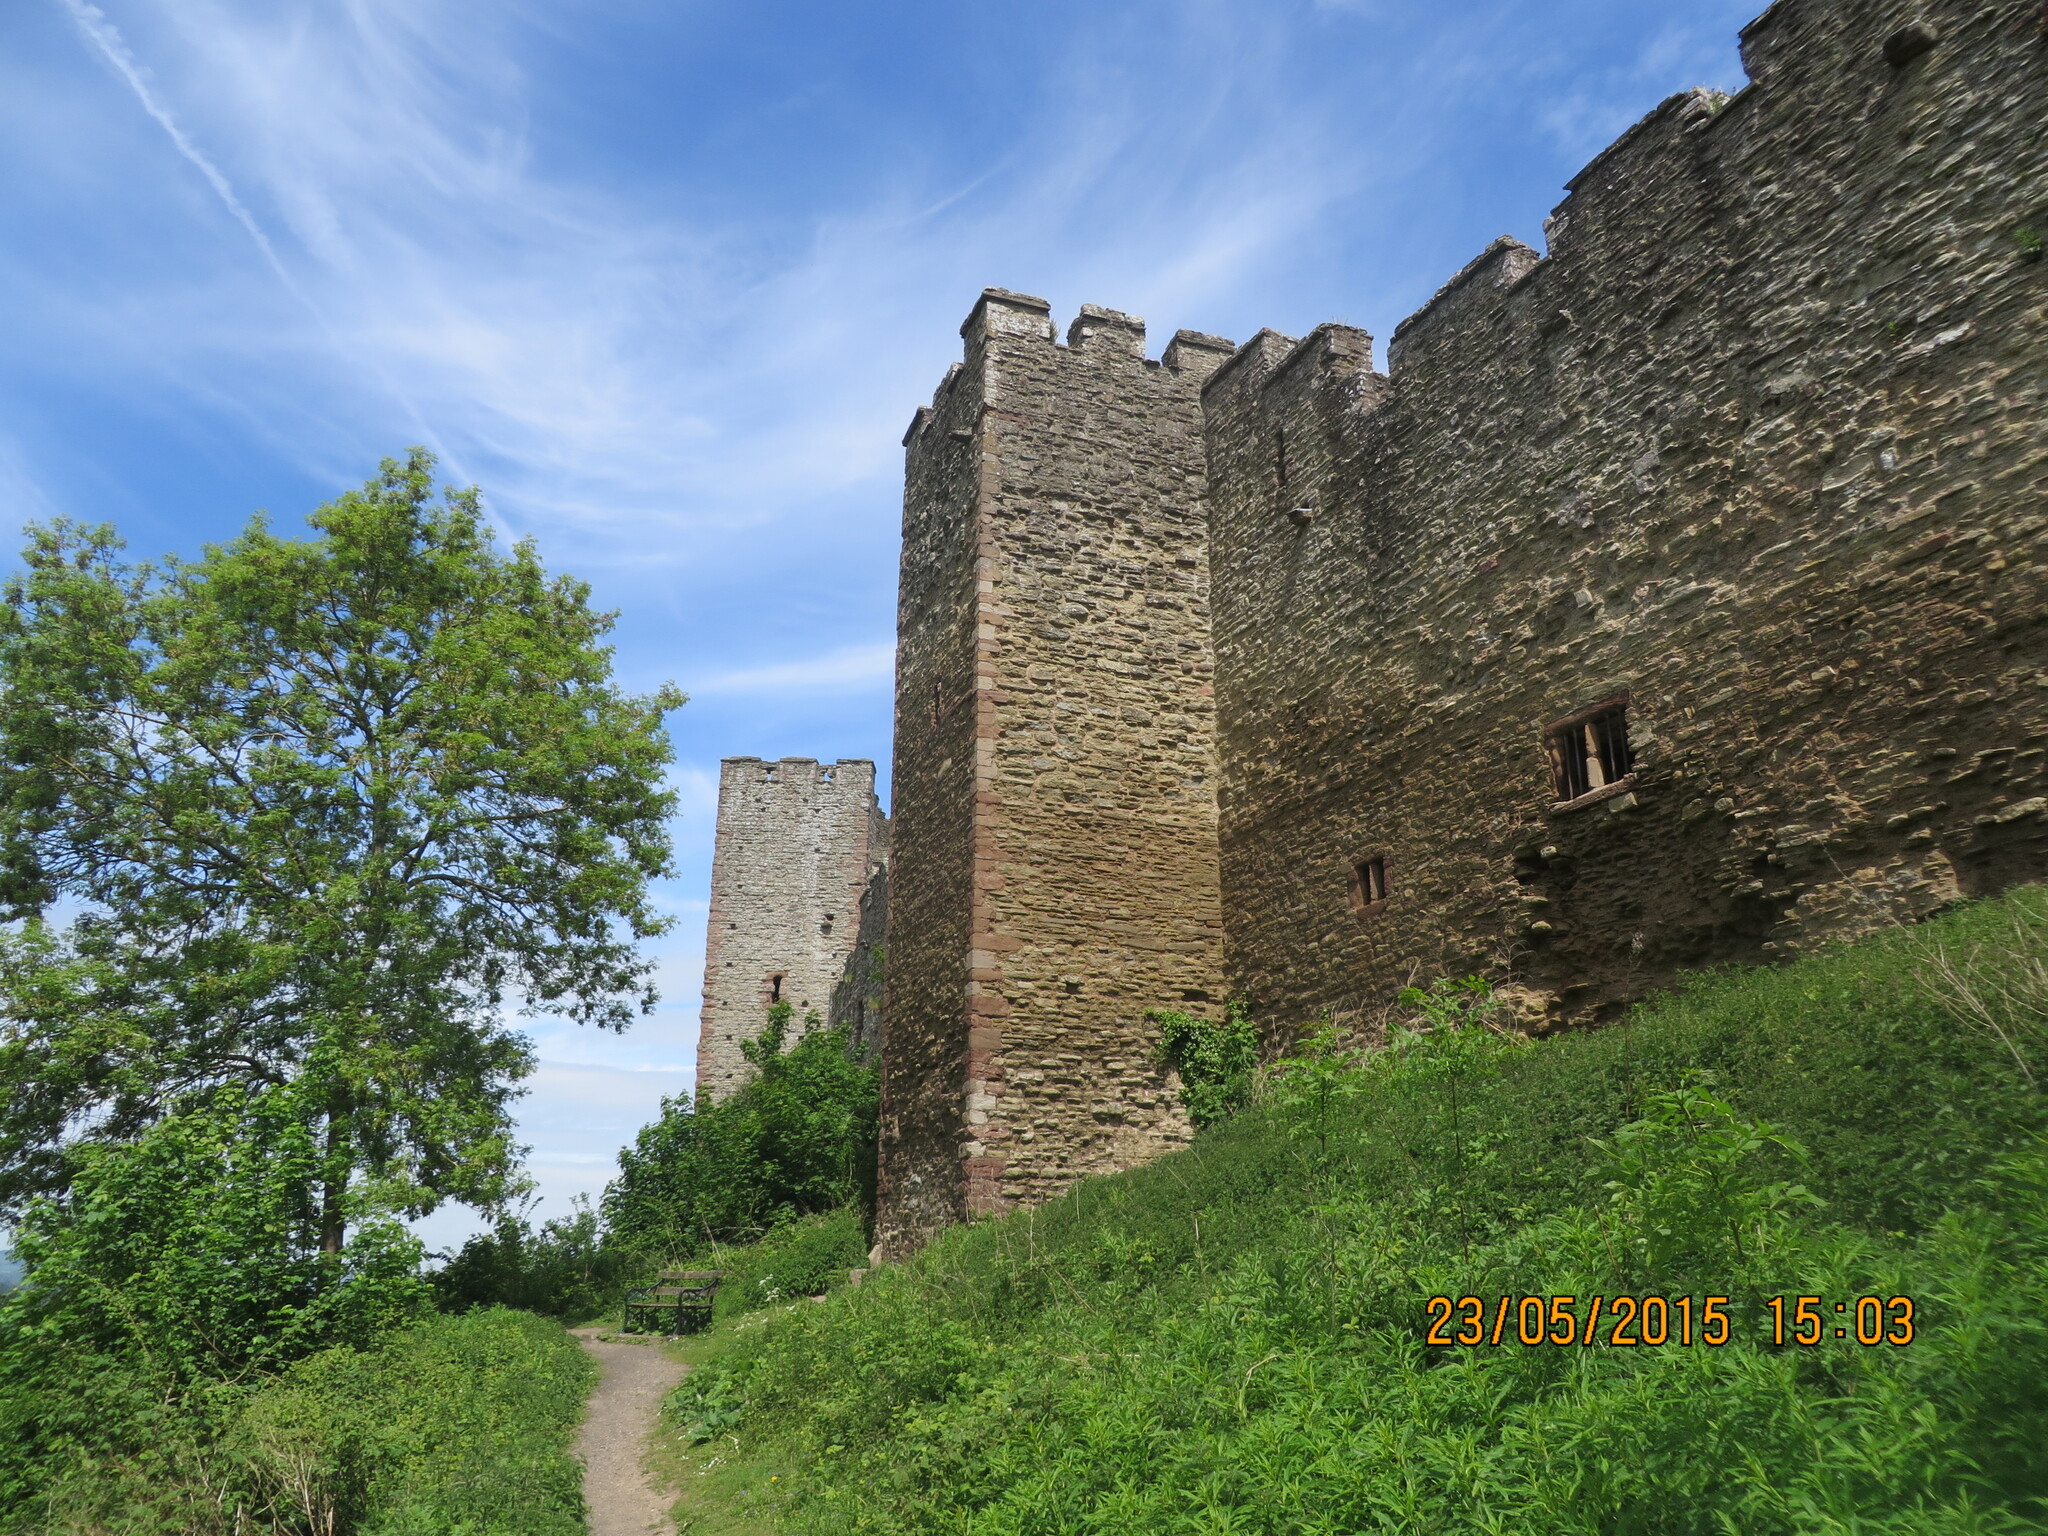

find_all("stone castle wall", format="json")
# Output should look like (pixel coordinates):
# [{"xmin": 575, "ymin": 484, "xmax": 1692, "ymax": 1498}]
[
  {"xmin": 872, "ymin": 0, "xmax": 2048, "ymax": 1252},
  {"xmin": 828, "ymin": 858, "xmax": 889, "ymax": 1058},
  {"xmin": 1203, "ymin": 0, "xmax": 2048, "ymax": 1037},
  {"xmin": 874, "ymin": 292, "xmax": 1235, "ymax": 1257},
  {"xmin": 696, "ymin": 757, "xmax": 888, "ymax": 1101}
]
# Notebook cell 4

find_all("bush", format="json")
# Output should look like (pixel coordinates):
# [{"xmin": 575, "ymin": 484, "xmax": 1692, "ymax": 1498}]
[
  {"xmin": 662, "ymin": 885, "xmax": 2048, "ymax": 1535},
  {"xmin": 2, "ymin": 1084, "xmax": 427, "ymax": 1384},
  {"xmin": 604, "ymin": 1004, "xmax": 876, "ymax": 1254},
  {"xmin": 432, "ymin": 1197, "xmax": 639, "ymax": 1321},
  {"xmin": 1, "ymin": 1308, "xmax": 592, "ymax": 1535},
  {"xmin": 709, "ymin": 1207, "xmax": 870, "ymax": 1322},
  {"xmin": 233, "ymin": 1307, "xmax": 594, "ymax": 1536},
  {"xmin": 1151, "ymin": 1000, "xmax": 1258, "ymax": 1127}
]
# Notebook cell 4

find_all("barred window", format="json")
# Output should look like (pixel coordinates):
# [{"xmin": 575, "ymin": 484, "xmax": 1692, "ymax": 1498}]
[{"xmin": 1547, "ymin": 699, "xmax": 1634, "ymax": 803}]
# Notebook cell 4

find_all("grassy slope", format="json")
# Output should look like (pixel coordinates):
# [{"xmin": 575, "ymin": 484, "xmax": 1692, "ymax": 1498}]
[
  {"xmin": 668, "ymin": 888, "xmax": 2048, "ymax": 1535},
  {"xmin": 15, "ymin": 1307, "xmax": 594, "ymax": 1535},
  {"xmin": 244, "ymin": 1306, "xmax": 596, "ymax": 1536}
]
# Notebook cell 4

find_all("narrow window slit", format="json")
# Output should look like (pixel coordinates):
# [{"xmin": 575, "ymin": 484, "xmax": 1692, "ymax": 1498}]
[{"xmin": 1348, "ymin": 853, "xmax": 1389, "ymax": 918}]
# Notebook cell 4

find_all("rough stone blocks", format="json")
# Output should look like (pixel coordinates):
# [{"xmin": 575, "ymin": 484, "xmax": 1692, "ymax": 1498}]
[{"xmin": 696, "ymin": 757, "xmax": 888, "ymax": 1101}]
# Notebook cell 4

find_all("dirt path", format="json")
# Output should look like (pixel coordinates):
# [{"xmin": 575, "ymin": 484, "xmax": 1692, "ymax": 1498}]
[{"xmin": 572, "ymin": 1328, "xmax": 688, "ymax": 1536}]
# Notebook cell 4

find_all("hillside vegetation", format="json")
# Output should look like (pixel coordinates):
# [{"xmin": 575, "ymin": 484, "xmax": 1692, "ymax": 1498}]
[
  {"xmin": 670, "ymin": 887, "xmax": 2048, "ymax": 1535},
  {"xmin": 2, "ymin": 1306, "xmax": 591, "ymax": 1535}
]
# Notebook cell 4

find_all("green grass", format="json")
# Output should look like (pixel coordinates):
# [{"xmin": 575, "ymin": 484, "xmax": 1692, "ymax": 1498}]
[
  {"xmin": 651, "ymin": 1324, "xmax": 789, "ymax": 1536},
  {"xmin": 707, "ymin": 1207, "xmax": 870, "ymax": 1323},
  {"xmin": 237, "ymin": 1306, "xmax": 596, "ymax": 1535},
  {"xmin": 667, "ymin": 886, "xmax": 2048, "ymax": 1534},
  {"xmin": 11, "ymin": 1307, "xmax": 595, "ymax": 1534}
]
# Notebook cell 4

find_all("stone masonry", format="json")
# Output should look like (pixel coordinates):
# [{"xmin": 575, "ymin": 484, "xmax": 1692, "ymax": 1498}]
[
  {"xmin": 1203, "ymin": 0, "xmax": 2048, "ymax": 1038},
  {"xmin": 873, "ymin": 0, "xmax": 2048, "ymax": 1253},
  {"xmin": 695, "ymin": 757, "xmax": 888, "ymax": 1101},
  {"xmin": 873, "ymin": 294, "xmax": 1235, "ymax": 1257}
]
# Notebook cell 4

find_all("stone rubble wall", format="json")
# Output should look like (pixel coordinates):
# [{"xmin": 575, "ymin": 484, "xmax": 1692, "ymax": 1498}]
[
  {"xmin": 696, "ymin": 757, "xmax": 887, "ymax": 1101},
  {"xmin": 1203, "ymin": 0, "xmax": 2048, "ymax": 1036},
  {"xmin": 872, "ymin": 0, "xmax": 2048, "ymax": 1254},
  {"xmin": 874, "ymin": 291, "xmax": 1234, "ymax": 1258},
  {"xmin": 829, "ymin": 850, "xmax": 890, "ymax": 1059}
]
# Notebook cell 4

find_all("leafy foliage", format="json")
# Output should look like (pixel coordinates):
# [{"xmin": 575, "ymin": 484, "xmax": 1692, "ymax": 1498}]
[
  {"xmin": 1150, "ymin": 1000, "xmax": 1257, "ymax": 1127},
  {"xmin": 709, "ymin": 1206, "xmax": 870, "ymax": 1322},
  {"xmin": 3, "ymin": 1085, "xmax": 428, "ymax": 1384},
  {"xmin": 659, "ymin": 886, "xmax": 2048, "ymax": 1534},
  {"xmin": 0, "ymin": 454, "xmax": 678, "ymax": 1528},
  {"xmin": 1593, "ymin": 1082, "xmax": 1822, "ymax": 1278},
  {"xmin": 0, "ymin": 1307, "xmax": 591, "ymax": 1535},
  {"xmin": 431, "ymin": 1197, "xmax": 638, "ymax": 1322},
  {"xmin": 0, "ymin": 450, "xmax": 683, "ymax": 1240},
  {"xmin": 604, "ymin": 1004, "xmax": 877, "ymax": 1255},
  {"xmin": 230, "ymin": 1306, "xmax": 593, "ymax": 1536}
]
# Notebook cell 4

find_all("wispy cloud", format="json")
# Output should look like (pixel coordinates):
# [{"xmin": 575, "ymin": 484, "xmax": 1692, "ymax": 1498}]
[
  {"xmin": 59, "ymin": 0, "xmax": 288, "ymax": 284},
  {"xmin": 20, "ymin": 0, "xmax": 1764, "ymax": 1238},
  {"xmin": 694, "ymin": 641, "xmax": 896, "ymax": 697}
]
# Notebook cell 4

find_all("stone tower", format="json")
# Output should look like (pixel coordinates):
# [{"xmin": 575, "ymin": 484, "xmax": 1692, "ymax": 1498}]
[
  {"xmin": 874, "ymin": 291, "xmax": 1235, "ymax": 1257},
  {"xmin": 696, "ymin": 757, "xmax": 888, "ymax": 1101}
]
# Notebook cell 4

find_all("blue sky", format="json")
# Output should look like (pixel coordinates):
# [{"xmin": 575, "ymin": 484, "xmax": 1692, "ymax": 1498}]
[{"xmin": 2, "ymin": 0, "xmax": 1759, "ymax": 1252}]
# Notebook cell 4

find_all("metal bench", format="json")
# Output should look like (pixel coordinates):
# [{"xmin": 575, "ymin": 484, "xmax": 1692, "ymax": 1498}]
[{"xmin": 621, "ymin": 1269, "xmax": 723, "ymax": 1335}]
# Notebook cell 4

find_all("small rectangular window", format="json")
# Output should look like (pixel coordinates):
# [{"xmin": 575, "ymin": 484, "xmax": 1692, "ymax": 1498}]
[
  {"xmin": 1347, "ymin": 853, "xmax": 1389, "ymax": 918},
  {"xmin": 1547, "ymin": 698, "xmax": 1634, "ymax": 803}
]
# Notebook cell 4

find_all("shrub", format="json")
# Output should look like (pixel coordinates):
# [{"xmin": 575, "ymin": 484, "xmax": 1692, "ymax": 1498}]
[
  {"xmin": 1, "ymin": 1308, "xmax": 592, "ymax": 1535},
  {"xmin": 232, "ymin": 1307, "xmax": 593, "ymax": 1536},
  {"xmin": 1151, "ymin": 1000, "xmax": 1259, "ymax": 1127},
  {"xmin": 3, "ymin": 1085, "xmax": 427, "ymax": 1385},
  {"xmin": 432, "ymin": 1197, "xmax": 639, "ymax": 1321},
  {"xmin": 604, "ymin": 1004, "xmax": 876, "ymax": 1254},
  {"xmin": 709, "ymin": 1207, "xmax": 869, "ymax": 1322}
]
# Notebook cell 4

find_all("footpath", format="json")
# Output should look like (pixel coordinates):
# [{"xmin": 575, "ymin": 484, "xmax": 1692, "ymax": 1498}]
[{"xmin": 571, "ymin": 1327, "xmax": 688, "ymax": 1536}]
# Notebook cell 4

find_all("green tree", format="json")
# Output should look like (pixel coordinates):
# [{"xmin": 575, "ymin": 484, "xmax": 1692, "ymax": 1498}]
[
  {"xmin": 604, "ymin": 1003, "xmax": 878, "ymax": 1253},
  {"xmin": 0, "ymin": 450, "xmax": 683, "ymax": 1251}
]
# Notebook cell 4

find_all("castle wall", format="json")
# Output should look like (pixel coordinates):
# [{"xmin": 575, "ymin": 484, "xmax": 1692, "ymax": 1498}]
[
  {"xmin": 1202, "ymin": 0, "xmax": 2048, "ymax": 1034},
  {"xmin": 828, "ymin": 858, "xmax": 889, "ymax": 1058},
  {"xmin": 696, "ymin": 757, "xmax": 887, "ymax": 1100},
  {"xmin": 875, "ymin": 291, "xmax": 1235, "ymax": 1256}
]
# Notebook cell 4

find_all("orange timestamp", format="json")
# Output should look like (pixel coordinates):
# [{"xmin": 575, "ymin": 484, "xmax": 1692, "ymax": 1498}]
[{"xmin": 1424, "ymin": 1294, "xmax": 1918, "ymax": 1348}]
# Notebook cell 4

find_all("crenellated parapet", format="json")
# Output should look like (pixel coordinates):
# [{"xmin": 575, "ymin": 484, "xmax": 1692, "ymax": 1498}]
[
  {"xmin": 876, "ymin": 288, "xmax": 1234, "ymax": 1258},
  {"xmin": 873, "ymin": 0, "xmax": 2048, "ymax": 1256},
  {"xmin": 1199, "ymin": 0, "xmax": 2048, "ymax": 1035}
]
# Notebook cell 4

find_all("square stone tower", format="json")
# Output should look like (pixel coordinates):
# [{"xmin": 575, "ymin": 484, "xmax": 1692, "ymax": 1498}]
[
  {"xmin": 875, "ymin": 290, "xmax": 1236, "ymax": 1257},
  {"xmin": 696, "ymin": 756, "xmax": 888, "ymax": 1101}
]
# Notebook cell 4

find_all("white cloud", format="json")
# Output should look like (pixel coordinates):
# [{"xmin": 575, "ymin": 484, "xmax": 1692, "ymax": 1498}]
[
  {"xmin": 693, "ymin": 640, "xmax": 896, "ymax": 697},
  {"xmin": 21, "ymin": 0, "xmax": 1765, "ymax": 1251}
]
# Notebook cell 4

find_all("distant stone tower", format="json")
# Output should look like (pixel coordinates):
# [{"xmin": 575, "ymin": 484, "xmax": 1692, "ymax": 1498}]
[
  {"xmin": 696, "ymin": 757, "xmax": 889, "ymax": 1101},
  {"xmin": 875, "ymin": 291, "xmax": 1235, "ymax": 1257}
]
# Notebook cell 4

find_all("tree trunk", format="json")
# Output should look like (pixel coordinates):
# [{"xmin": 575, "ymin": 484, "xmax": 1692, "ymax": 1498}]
[{"xmin": 320, "ymin": 1118, "xmax": 347, "ymax": 1256}]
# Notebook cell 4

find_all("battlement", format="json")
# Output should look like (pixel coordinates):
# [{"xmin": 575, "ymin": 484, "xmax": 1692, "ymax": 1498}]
[
  {"xmin": 879, "ymin": 279, "xmax": 1233, "ymax": 1258},
  {"xmin": 875, "ymin": 0, "xmax": 2048, "ymax": 1257}
]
